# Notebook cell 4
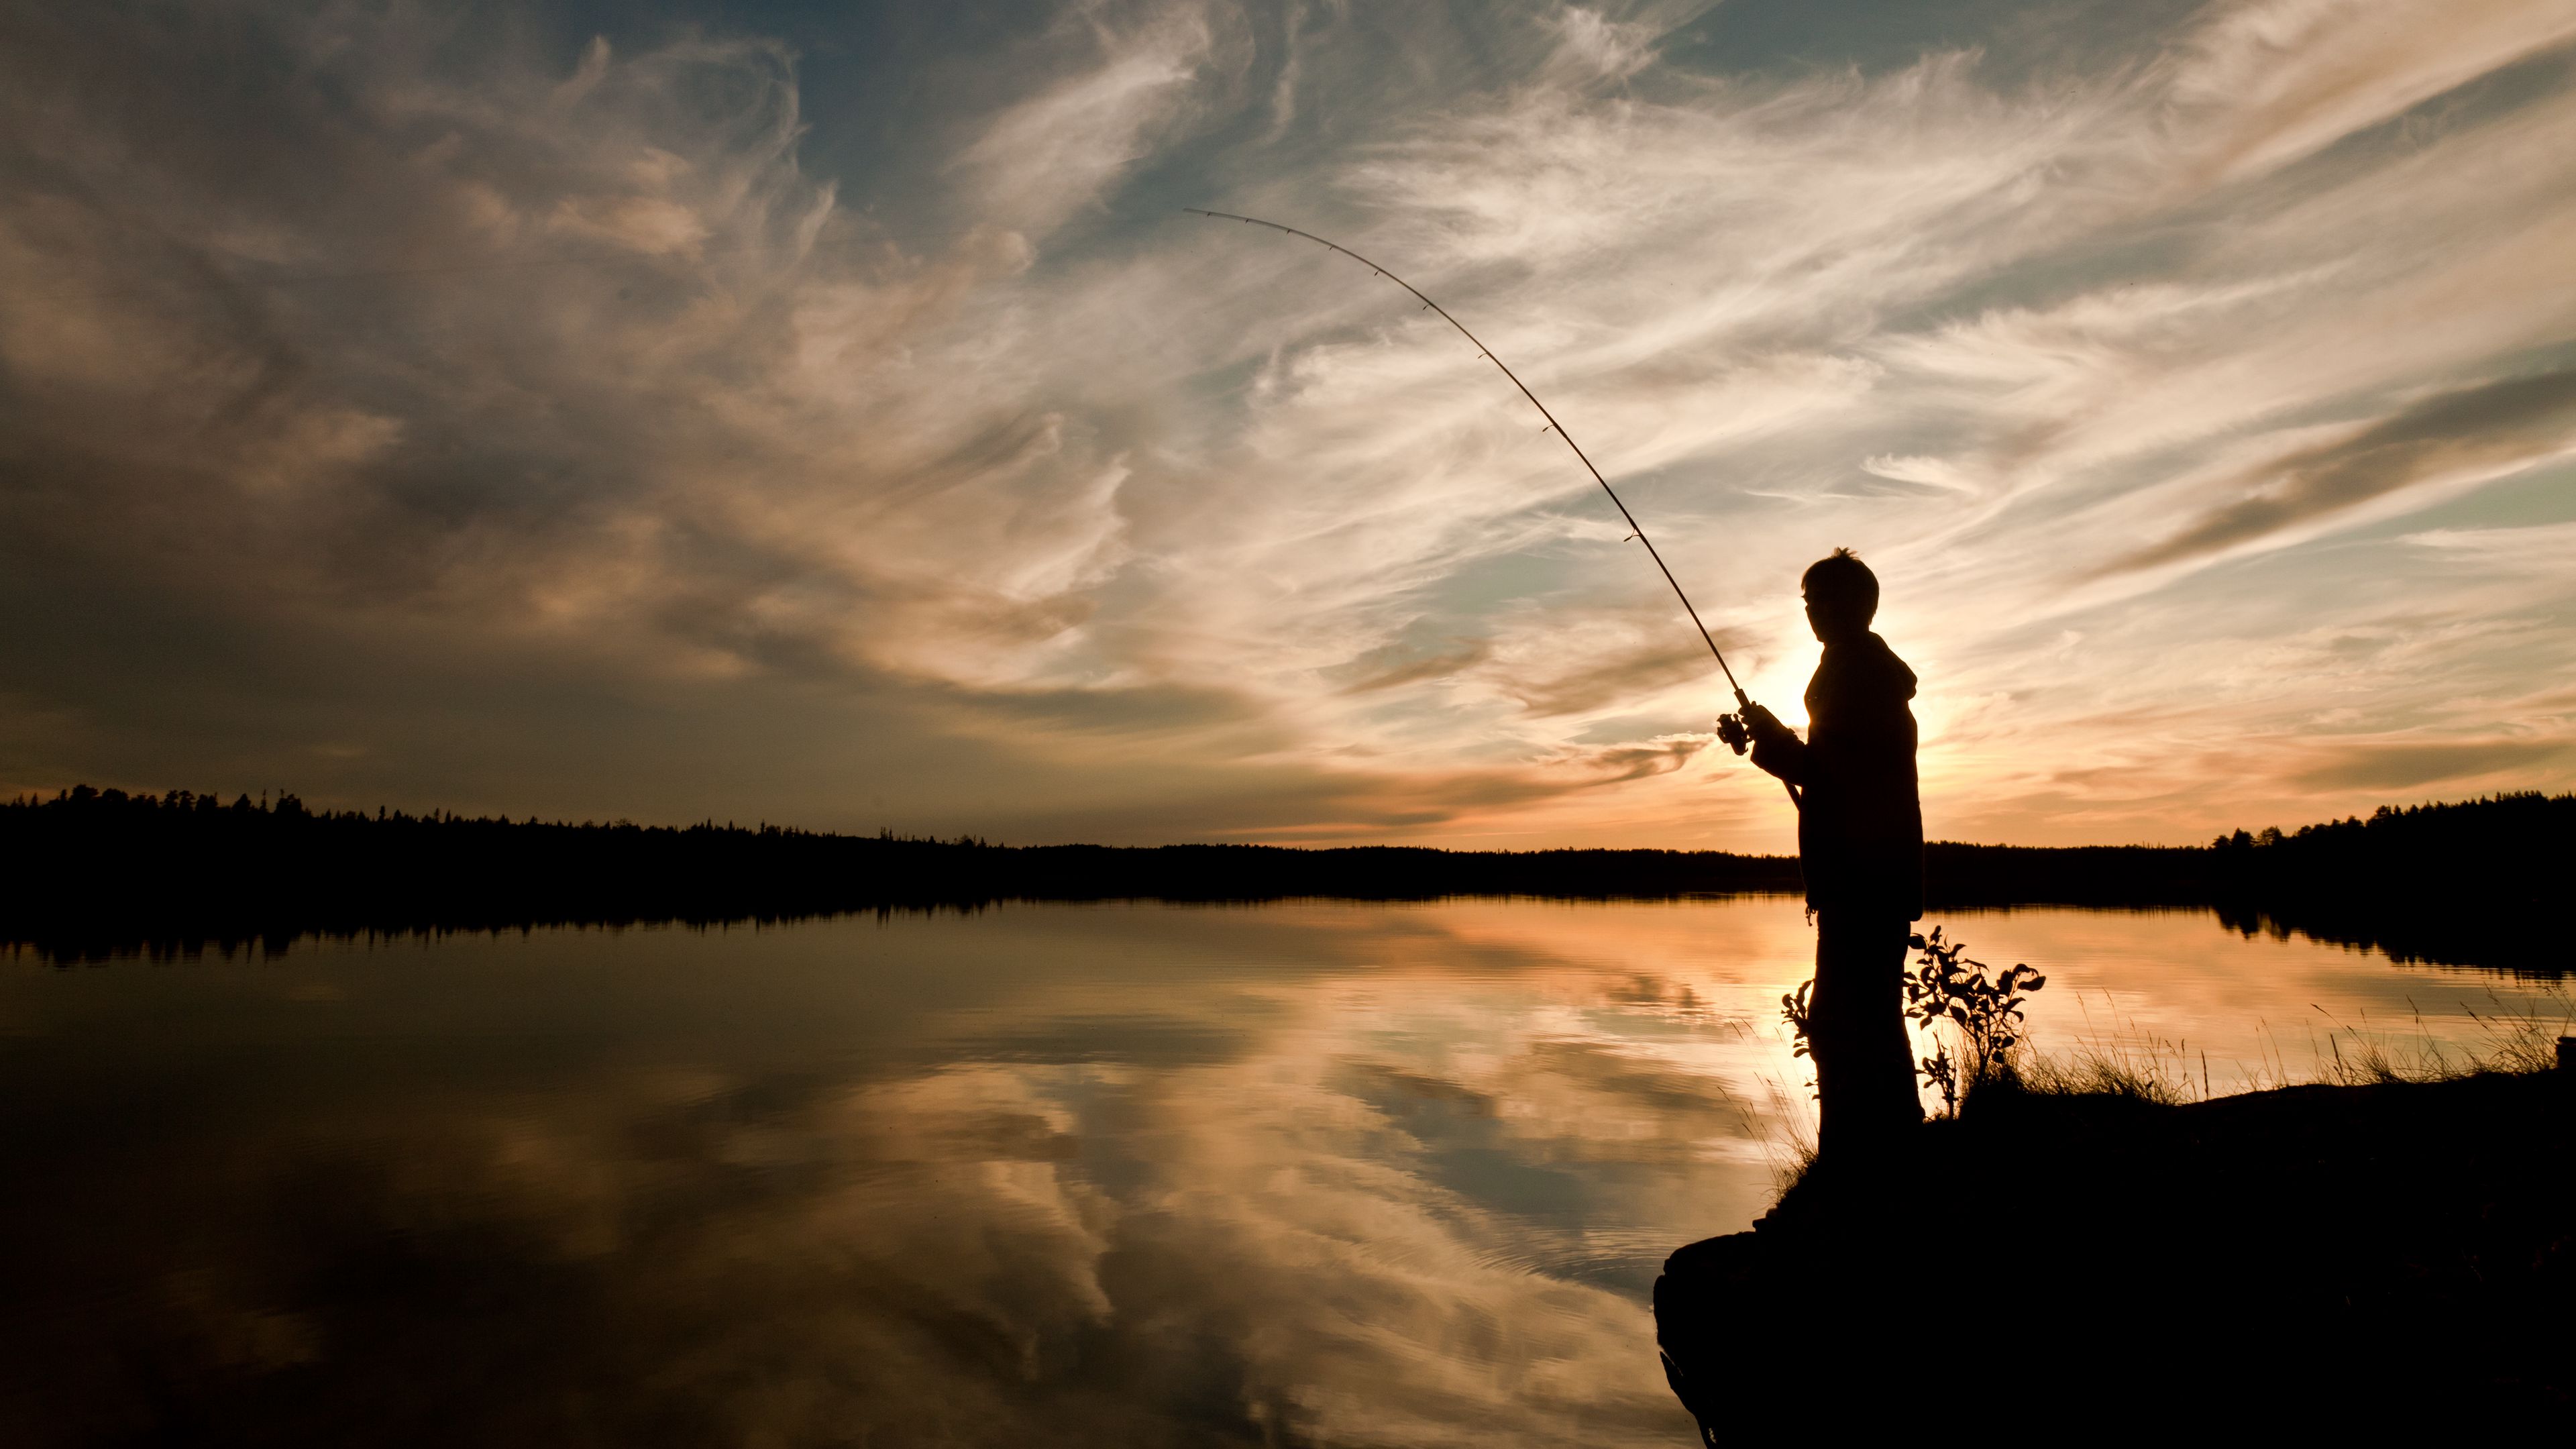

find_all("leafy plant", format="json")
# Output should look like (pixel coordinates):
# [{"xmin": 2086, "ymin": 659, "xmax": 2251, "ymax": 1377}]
[
  {"xmin": 1778, "ymin": 979, "xmax": 1816, "ymax": 1058},
  {"xmin": 1918, "ymin": 1036, "xmax": 1960, "ymax": 1116},
  {"xmin": 1903, "ymin": 926, "xmax": 2046, "ymax": 1114},
  {"xmin": 1779, "ymin": 979, "xmax": 1817, "ymax": 1097}
]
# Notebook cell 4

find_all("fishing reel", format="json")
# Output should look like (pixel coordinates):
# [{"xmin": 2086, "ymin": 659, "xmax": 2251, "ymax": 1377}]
[
  {"xmin": 1715, "ymin": 699, "xmax": 1780, "ymax": 756},
  {"xmin": 1714, "ymin": 710, "xmax": 1754, "ymax": 756},
  {"xmin": 1721, "ymin": 700, "xmax": 1805, "ymax": 808}
]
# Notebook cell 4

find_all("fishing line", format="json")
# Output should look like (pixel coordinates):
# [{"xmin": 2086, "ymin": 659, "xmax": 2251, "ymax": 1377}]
[{"xmin": 1184, "ymin": 207, "xmax": 1798, "ymax": 807}]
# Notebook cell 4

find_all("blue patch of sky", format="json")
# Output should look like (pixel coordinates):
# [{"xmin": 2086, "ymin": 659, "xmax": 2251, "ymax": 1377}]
[
  {"xmin": 1874, "ymin": 43, "xmax": 2576, "ymax": 345},
  {"xmin": 2333, "ymin": 451, "xmax": 2576, "ymax": 543},
  {"xmin": 1568, "ymin": 710, "xmax": 1699, "ymax": 745},
  {"xmin": 531, "ymin": 0, "xmax": 1058, "ymax": 213},
  {"xmin": 1665, "ymin": 0, "xmax": 2208, "ymax": 83}
]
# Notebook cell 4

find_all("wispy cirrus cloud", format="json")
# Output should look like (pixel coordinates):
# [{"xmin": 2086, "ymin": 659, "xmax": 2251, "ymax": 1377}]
[
  {"xmin": 953, "ymin": 3, "xmax": 1235, "ymax": 236},
  {"xmin": 2116, "ymin": 366, "xmax": 2576, "ymax": 571},
  {"xmin": 1, "ymin": 0, "xmax": 2573, "ymax": 847}
]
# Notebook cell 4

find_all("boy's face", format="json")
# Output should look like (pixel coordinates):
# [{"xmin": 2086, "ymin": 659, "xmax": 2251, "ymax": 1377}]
[{"xmin": 1804, "ymin": 588, "xmax": 1870, "ymax": 643}]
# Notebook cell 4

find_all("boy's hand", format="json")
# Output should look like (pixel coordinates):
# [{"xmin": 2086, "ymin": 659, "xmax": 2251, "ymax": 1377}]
[{"xmin": 1740, "ymin": 702, "xmax": 1795, "ymax": 750}]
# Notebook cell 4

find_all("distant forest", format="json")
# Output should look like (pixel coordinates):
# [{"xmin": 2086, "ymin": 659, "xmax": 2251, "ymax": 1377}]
[{"xmin": 3, "ymin": 786, "xmax": 2565, "ymax": 972}]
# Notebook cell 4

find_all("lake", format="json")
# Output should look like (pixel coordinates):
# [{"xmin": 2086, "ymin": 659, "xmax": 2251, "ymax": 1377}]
[{"xmin": 1, "ymin": 898, "xmax": 2562, "ymax": 1446}]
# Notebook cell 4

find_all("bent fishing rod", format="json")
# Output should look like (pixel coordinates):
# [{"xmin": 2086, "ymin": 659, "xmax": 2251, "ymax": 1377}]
[{"xmin": 1183, "ymin": 207, "xmax": 1799, "ymax": 809}]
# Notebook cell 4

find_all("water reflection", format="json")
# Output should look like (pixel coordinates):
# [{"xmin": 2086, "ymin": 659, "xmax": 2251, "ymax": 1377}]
[{"xmin": 0, "ymin": 901, "xmax": 2559, "ymax": 1446}]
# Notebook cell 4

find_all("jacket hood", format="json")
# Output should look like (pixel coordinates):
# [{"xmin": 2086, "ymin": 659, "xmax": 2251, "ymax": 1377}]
[{"xmin": 1818, "ymin": 631, "xmax": 1917, "ymax": 703}]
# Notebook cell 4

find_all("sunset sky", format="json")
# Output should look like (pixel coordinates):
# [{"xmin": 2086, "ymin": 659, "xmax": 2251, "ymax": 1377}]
[{"xmin": 4, "ymin": 0, "xmax": 2573, "ymax": 851}]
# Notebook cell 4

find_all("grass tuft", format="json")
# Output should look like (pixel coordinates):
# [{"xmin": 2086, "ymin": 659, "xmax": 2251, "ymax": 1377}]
[
  {"xmin": 2003, "ymin": 984, "xmax": 2573, "ymax": 1103},
  {"xmin": 2010, "ymin": 1040, "xmax": 2198, "ymax": 1105}
]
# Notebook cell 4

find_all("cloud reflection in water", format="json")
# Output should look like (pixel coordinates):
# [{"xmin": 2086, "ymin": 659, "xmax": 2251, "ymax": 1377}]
[
  {"xmin": 3, "ymin": 902, "xmax": 1811, "ymax": 1446},
  {"xmin": 5, "ymin": 899, "xmax": 2551, "ymax": 1444}
]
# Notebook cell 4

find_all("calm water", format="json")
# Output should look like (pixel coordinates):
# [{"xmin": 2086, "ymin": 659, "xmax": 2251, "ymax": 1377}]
[{"xmin": 0, "ymin": 900, "xmax": 2562, "ymax": 1446}]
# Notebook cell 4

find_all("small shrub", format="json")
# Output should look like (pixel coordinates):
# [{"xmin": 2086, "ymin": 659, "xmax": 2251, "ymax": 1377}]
[
  {"xmin": 1778, "ymin": 979, "xmax": 1816, "ymax": 1069},
  {"xmin": 1903, "ymin": 926, "xmax": 2046, "ymax": 1114}
]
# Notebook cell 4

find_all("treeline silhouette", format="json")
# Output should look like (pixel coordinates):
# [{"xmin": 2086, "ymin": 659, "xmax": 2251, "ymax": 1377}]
[
  {"xmin": 3, "ymin": 786, "xmax": 2563, "ymax": 969},
  {"xmin": 2199, "ymin": 792, "xmax": 2568, "ymax": 972},
  {"xmin": 3, "ymin": 785, "xmax": 1806, "ymax": 962}
]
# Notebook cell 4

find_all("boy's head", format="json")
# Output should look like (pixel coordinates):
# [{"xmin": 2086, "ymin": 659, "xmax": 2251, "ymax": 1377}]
[{"xmin": 1801, "ymin": 547, "xmax": 1878, "ymax": 643}]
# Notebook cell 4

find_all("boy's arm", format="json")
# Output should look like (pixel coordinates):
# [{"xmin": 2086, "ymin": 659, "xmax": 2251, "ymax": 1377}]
[{"xmin": 1741, "ymin": 704, "xmax": 1810, "ymax": 786}]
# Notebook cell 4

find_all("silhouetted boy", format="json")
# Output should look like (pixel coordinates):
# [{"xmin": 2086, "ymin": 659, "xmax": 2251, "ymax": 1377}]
[{"xmin": 1743, "ymin": 548, "xmax": 1923, "ymax": 1157}]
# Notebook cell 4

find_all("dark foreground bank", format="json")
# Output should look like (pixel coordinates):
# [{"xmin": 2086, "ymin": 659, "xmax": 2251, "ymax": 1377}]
[{"xmin": 1656, "ymin": 1068, "xmax": 2573, "ymax": 1435}]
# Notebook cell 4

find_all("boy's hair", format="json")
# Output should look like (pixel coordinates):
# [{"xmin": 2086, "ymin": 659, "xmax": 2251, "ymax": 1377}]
[{"xmin": 1801, "ymin": 547, "xmax": 1878, "ymax": 619}]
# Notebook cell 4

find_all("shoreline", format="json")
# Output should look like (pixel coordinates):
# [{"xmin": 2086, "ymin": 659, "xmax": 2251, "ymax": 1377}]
[{"xmin": 10, "ymin": 787, "xmax": 2564, "ymax": 969}]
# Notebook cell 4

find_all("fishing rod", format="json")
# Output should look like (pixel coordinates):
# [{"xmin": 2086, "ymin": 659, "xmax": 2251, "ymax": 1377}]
[{"xmin": 1183, "ymin": 207, "xmax": 1799, "ymax": 808}]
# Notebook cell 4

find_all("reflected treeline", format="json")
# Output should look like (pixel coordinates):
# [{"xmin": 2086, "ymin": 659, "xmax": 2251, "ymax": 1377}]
[
  {"xmin": 1935, "ymin": 793, "xmax": 2571, "ymax": 973},
  {"xmin": 5, "ymin": 786, "xmax": 2565, "ymax": 970},
  {"xmin": 2200, "ymin": 792, "xmax": 2568, "ymax": 974}
]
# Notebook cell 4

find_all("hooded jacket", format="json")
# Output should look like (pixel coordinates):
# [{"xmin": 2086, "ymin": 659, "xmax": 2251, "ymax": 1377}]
[{"xmin": 1749, "ymin": 631, "xmax": 1925, "ymax": 919}]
